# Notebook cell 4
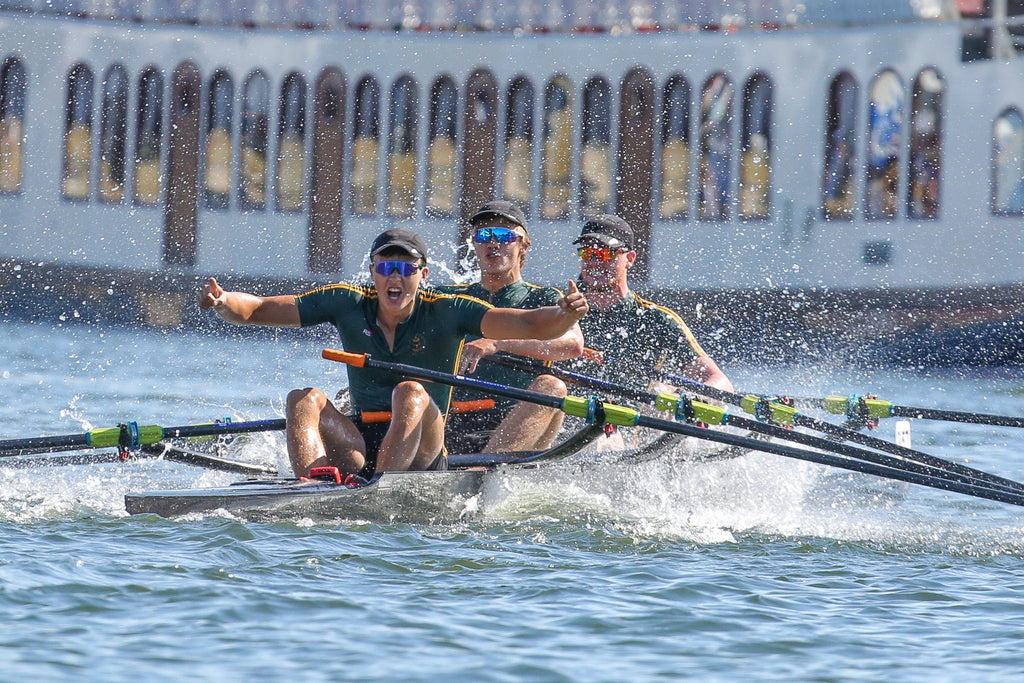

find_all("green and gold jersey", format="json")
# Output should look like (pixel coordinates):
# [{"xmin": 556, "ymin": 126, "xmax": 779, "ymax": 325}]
[
  {"xmin": 567, "ymin": 291, "xmax": 705, "ymax": 387},
  {"xmin": 434, "ymin": 280, "xmax": 563, "ymax": 411},
  {"xmin": 295, "ymin": 284, "xmax": 492, "ymax": 413}
]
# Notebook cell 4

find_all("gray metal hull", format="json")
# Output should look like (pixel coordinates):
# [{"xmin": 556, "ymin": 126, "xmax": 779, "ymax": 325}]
[
  {"xmin": 126, "ymin": 425, "xmax": 605, "ymax": 521},
  {"xmin": 125, "ymin": 468, "xmax": 492, "ymax": 523}
]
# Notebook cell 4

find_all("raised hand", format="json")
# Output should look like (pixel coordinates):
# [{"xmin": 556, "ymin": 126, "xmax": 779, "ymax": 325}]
[
  {"xmin": 458, "ymin": 338, "xmax": 499, "ymax": 374},
  {"xmin": 558, "ymin": 280, "xmax": 589, "ymax": 321},
  {"xmin": 198, "ymin": 277, "xmax": 226, "ymax": 310}
]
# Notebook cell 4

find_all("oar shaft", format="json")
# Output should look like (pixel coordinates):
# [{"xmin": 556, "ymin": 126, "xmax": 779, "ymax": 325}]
[
  {"xmin": 815, "ymin": 393, "xmax": 1024, "ymax": 429},
  {"xmin": 667, "ymin": 374, "xmax": 1024, "ymax": 495},
  {"xmin": 0, "ymin": 419, "xmax": 286, "ymax": 458},
  {"xmin": 632, "ymin": 412, "xmax": 1024, "ymax": 508},
  {"xmin": 889, "ymin": 405, "xmax": 1024, "ymax": 429}
]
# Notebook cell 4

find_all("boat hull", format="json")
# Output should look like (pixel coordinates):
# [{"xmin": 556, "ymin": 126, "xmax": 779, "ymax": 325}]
[{"xmin": 125, "ymin": 468, "xmax": 491, "ymax": 523}]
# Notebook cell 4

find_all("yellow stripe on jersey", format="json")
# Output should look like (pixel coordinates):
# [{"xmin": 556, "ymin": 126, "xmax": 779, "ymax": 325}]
[
  {"xmin": 633, "ymin": 294, "xmax": 708, "ymax": 358},
  {"xmin": 295, "ymin": 282, "xmax": 377, "ymax": 300}
]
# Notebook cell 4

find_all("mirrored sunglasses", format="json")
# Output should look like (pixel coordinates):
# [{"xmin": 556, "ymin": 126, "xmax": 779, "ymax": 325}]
[
  {"xmin": 577, "ymin": 246, "xmax": 622, "ymax": 262},
  {"xmin": 473, "ymin": 227, "xmax": 522, "ymax": 244},
  {"xmin": 372, "ymin": 260, "xmax": 422, "ymax": 277}
]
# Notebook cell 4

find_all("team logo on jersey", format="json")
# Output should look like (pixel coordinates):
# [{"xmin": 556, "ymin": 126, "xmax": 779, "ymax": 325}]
[
  {"xmin": 363, "ymin": 328, "xmax": 373, "ymax": 337},
  {"xmin": 411, "ymin": 335, "xmax": 423, "ymax": 352}
]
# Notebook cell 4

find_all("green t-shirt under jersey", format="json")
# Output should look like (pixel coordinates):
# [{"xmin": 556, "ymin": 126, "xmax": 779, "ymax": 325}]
[
  {"xmin": 433, "ymin": 280, "xmax": 563, "ymax": 411},
  {"xmin": 566, "ymin": 291, "xmax": 706, "ymax": 388},
  {"xmin": 295, "ymin": 284, "xmax": 492, "ymax": 413}
]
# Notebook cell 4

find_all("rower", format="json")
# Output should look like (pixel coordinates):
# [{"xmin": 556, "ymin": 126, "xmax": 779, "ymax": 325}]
[
  {"xmin": 566, "ymin": 214, "xmax": 733, "ymax": 396},
  {"xmin": 436, "ymin": 200, "xmax": 585, "ymax": 454},
  {"xmin": 198, "ymin": 227, "xmax": 588, "ymax": 479}
]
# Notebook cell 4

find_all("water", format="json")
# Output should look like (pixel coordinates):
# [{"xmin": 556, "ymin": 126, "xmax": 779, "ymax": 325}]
[{"xmin": 2, "ymin": 319, "xmax": 1024, "ymax": 681}]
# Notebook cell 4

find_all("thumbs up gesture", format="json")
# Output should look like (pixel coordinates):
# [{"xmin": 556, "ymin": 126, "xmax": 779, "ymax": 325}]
[
  {"xmin": 558, "ymin": 280, "xmax": 588, "ymax": 321},
  {"xmin": 198, "ymin": 277, "xmax": 227, "ymax": 310}
]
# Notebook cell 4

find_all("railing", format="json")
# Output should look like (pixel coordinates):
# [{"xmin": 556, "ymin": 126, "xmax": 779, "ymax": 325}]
[{"xmin": 0, "ymin": 0, "xmax": 960, "ymax": 32}]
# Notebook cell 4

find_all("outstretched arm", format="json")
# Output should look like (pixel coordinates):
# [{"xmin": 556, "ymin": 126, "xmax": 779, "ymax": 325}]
[
  {"xmin": 199, "ymin": 277, "xmax": 301, "ymax": 327},
  {"xmin": 479, "ymin": 281, "xmax": 588, "ymax": 343},
  {"xmin": 459, "ymin": 323, "xmax": 584, "ymax": 373}
]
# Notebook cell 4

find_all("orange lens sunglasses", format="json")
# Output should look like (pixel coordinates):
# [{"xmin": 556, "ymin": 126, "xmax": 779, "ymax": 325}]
[{"xmin": 577, "ymin": 246, "xmax": 622, "ymax": 262}]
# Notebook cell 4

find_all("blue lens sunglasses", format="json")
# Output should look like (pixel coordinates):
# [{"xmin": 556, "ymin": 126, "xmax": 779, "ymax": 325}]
[
  {"xmin": 473, "ymin": 227, "xmax": 522, "ymax": 244},
  {"xmin": 373, "ymin": 261, "xmax": 422, "ymax": 277}
]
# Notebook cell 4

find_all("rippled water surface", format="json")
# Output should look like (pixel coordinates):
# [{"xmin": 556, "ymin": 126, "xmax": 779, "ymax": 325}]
[{"xmin": 2, "ymin": 320, "xmax": 1024, "ymax": 681}]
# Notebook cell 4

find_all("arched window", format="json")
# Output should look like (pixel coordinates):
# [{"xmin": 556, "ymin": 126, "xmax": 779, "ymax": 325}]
[
  {"xmin": 426, "ymin": 75, "xmax": 457, "ymax": 217},
  {"xmin": 351, "ymin": 75, "xmax": 380, "ymax": 215},
  {"xmin": 541, "ymin": 75, "xmax": 573, "ymax": 220},
  {"xmin": 659, "ymin": 75, "xmax": 690, "ymax": 220},
  {"xmin": 276, "ymin": 72, "xmax": 307, "ymax": 212},
  {"xmin": 134, "ymin": 66, "xmax": 163, "ymax": 206},
  {"xmin": 580, "ymin": 76, "xmax": 611, "ymax": 217},
  {"xmin": 503, "ymin": 76, "xmax": 534, "ymax": 211},
  {"xmin": 698, "ymin": 73, "xmax": 732, "ymax": 221},
  {"xmin": 63, "ymin": 63, "xmax": 93, "ymax": 201},
  {"xmin": 907, "ymin": 68, "xmax": 944, "ymax": 220},
  {"xmin": 821, "ymin": 72, "xmax": 858, "ymax": 220},
  {"xmin": 0, "ymin": 56, "xmax": 26, "ymax": 195},
  {"xmin": 865, "ymin": 69, "xmax": 903, "ymax": 220},
  {"xmin": 98, "ymin": 64, "xmax": 128, "ymax": 203},
  {"xmin": 205, "ymin": 69, "xmax": 233, "ymax": 209},
  {"xmin": 739, "ymin": 73, "xmax": 772, "ymax": 219},
  {"xmin": 993, "ymin": 108, "xmax": 1024, "ymax": 215},
  {"xmin": 239, "ymin": 69, "xmax": 268, "ymax": 211},
  {"xmin": 386, "ymin": 75, "xmax": 418, "ymax": 218}
]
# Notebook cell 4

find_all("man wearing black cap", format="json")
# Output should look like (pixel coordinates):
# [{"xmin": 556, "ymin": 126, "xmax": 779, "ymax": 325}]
[
  {"xmin": 570, "ymin": 214, "xmax": 732, "ymax": 393},
  {"xmin": 198, "ymin": 226, "xmax": 589, "ymax": 480},
  {"xmin": 436, "ymin": 200, "xmax": 584, "ymax": 453}
]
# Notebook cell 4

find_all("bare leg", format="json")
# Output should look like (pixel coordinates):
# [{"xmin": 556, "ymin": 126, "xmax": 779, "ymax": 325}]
[
  {"xmin": 375, "ymin": 381, "xmax": 445, "ymax": 472},
  {"xmin": 286, "ymin": 387, "xmax": 366, "ymax": 477},
  {"xmin": 484, "ymin": 375, "xmax": 566, "ymax": 452}
]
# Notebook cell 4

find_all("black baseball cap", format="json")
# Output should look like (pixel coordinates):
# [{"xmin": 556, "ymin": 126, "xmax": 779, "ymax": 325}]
[
  {"xmin": 573, "ymin": 214, "xmax": 634, "ymax": 250},
  {"xmin": 469, "ymin": 200, "xmax": 528, "ymax": 233},
  {"xmin": 369, "ymin": 228, "xmax": 428, "ymax": 262}
]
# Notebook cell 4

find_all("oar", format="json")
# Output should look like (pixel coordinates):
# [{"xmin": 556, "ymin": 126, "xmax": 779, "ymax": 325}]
[
  {"xmin": 791, "ymin": 393, "xmax": 1024, "ymax": 430},
  {"xmin": 323, "ymin": 348, "xmax": 1024, "ymax": 508},
  {"xmin": 483, "ymin": 354, "xmax": 1024, "ymax": 497},
  {"xmin": 659, "ymin": 372, "xmax": 1024, "ymax": 497},
  {"xmin": 0, "ymin": 445, "xmax": 277, "ymax": 476},
  {"xmin": 0, "ymin": 418, "xmax": 288, "ymax": 458}
]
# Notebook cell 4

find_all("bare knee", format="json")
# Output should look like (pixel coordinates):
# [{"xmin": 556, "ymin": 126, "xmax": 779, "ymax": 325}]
[
  {"xmin": 392, "ymin": 380, "xmax": 431, "ymax": 409},
  {"xmin": 529, "ymin": 375, "xmax": 567, "ymax": 398},
  {"xmin": 286, "ymin": 387, "xmax": 328, "ymax": 417}
]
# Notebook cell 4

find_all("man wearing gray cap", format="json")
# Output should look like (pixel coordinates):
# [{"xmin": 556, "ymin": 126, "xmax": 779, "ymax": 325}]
[
  {"xmin": 570, "ymin": 214, "xmax": 732, "ymax": 393},
  {"xmin": 198, "ymin": 226, "xmax": 589, "ymax": 481},
  {"xmin": 436, "ymin": 200, "xmax": 584, "ymax": 454}
]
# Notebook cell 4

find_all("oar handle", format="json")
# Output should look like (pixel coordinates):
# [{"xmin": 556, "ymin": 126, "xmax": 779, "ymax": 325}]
[
  {"xmin": 357, "ymin": 399, "xmax": 496, "ymax": 423},
  {"xmin": 323, "ymin": 349, "xmax": 366, "ymax": 367}
]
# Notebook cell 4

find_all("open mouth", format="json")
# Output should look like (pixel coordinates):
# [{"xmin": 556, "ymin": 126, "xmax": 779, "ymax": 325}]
[{"xmin": 386, "ymin": 286, "xmax": 404, "ymax": 302}]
